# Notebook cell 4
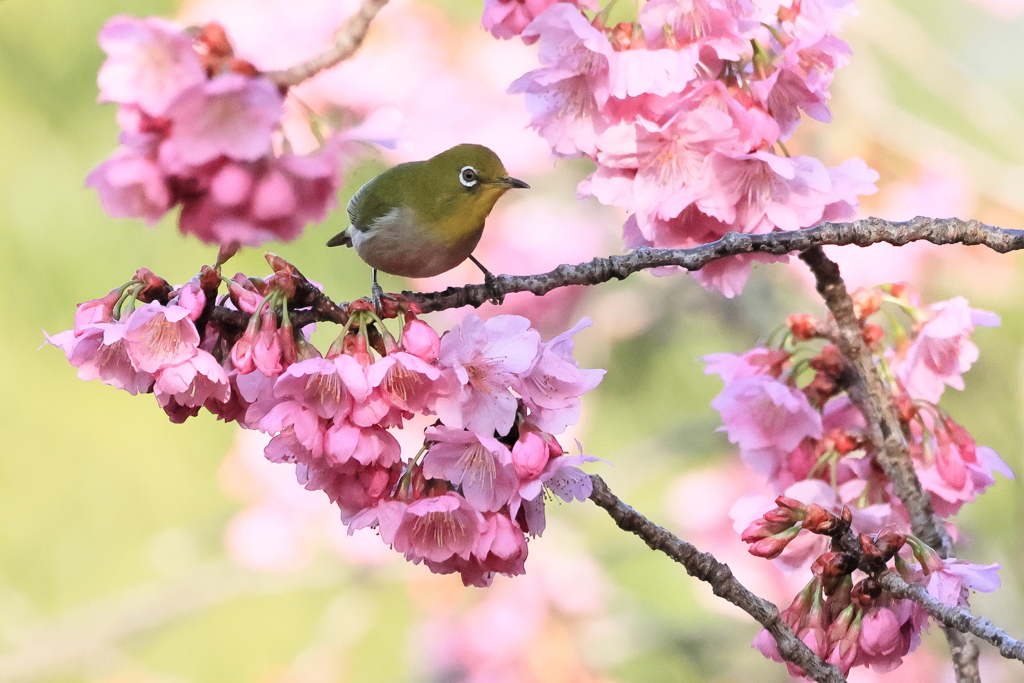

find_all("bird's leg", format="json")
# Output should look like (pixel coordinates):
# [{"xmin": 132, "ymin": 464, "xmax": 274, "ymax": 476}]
[
  {"xmin": 469, "ymin": 255, "xmax": 504, "ymax": 305},
  {"xmin": 371, "ymin": 268, "xmax": 385, "ymax": 314}
]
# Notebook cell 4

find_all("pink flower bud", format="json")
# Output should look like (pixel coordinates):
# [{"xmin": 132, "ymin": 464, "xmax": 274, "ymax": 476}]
[
  {"xmin": 175, "ymin": 279, "xmax": 206, "ymax": 321},
  {"xmin": 74, "ymin": 288, "xmax": 122, "ymax": 334},
  {"xmin": 227, "ymin": 274, "xmax": 262, "ymax": 314},
  {"xmin": 401, "ymin": 319, "xmax": 440, "ymax": 362},
  {"xmin": 747, "ymin": 525, "xmax": 800, "ymax": 559}
]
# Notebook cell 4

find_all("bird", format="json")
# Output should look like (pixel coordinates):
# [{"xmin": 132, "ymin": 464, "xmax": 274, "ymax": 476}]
[{"xmin": 326, "ymin": 143, "xmax": 529, "ymax": 309}]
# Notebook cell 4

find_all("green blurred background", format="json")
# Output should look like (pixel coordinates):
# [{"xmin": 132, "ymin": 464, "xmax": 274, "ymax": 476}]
[{"xmin": 2, "ymin": 0, "xmax": 1023, "ymax": 681}]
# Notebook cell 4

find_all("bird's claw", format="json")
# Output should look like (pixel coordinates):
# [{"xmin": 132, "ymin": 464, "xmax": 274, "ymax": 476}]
[
  {"xmin": 484, "ymin": 272, "xmax": 504, "ymax": 306},
  {"xmin": 371, "ymin": 281, "xmax": 385, "ymax": 316}
]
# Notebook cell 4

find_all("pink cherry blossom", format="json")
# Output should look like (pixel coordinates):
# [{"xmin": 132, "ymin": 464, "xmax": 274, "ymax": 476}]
[
  {"xmin": 259, "ymin": 400, "xmax": 326, "ymax": 464},
  {"xmin": 510, "ymin": 426, "xmax": 555, "ymax": 484},
  {"xmin": 429, "ymin": 511, "xmax": 530, "ymax": 587},
  {"xmin": 710, "ymin": 373, "xmax": 823, "ymax": 476},
  {"xmin": 631, "ymin": 91, "xmax": 746, "ymax": 220},
  {"xmin": 177, "ymin": 146, "xmax": 343, "ymax": 246},
  {"xmin": 925, "ymin": 559, "xmax": 1001, "ymax": 607},
  {"xmin": 508, "ymin": 4, "xmax": 616, "ymax": 158},
  {"xmin": 229, "ymin": 316, "xmax": 260, "ymax": 374},
  {"xmin": 96, "ymin": 15, "xmax": 206, "ymax": 116},
  {"xmin": 482, "ymin": 0, "xmax": 597, "ymax": 43},
  {"xmin": 391, "ymin": 492, "xmax": 484, "ymax": 564},
  {"xmin": 46, "ymin": 324, "xmax": 154, "ymax": 395},
  {"xmin": 301, "ymin": 460, "xmax": 403, "ymax": 524},
  {"xmin": 857, "ymin": 601, "xmax": 923, "ymax": 673},
  {"xmin": 123, "ymin": 301, "xmax": 200, "ymax": 373},
  {"xmin": 323, "ymin": 420, "xmax": 402, "ymax": 468},
  {"xmin": 273, "ymin": 354, "xmax": 369, "ymax": 421},
  {"xmin": 400, "ymin": 318, "xmax": 441, "ymax": 362},
  {"xmin": 606, "ymin": 43, "xmax": 700, "ymax": 100},
  {"xmin": 470, "ymin": 512, "xmax": 529, "ymax": 579},
  {"xmin": 365, "ymin": 351, "xmax": 444, "ymax": 415},
  {"xmin": 894, "ymin": 296, "xmax": 1000, "ymax": 403},
  {"xmin": 153, "ymin": 349, "xmax": 232, "ymax": 420},
  {"xmin": 915, "ymin": 442, "xmax": 1012, "ymax": 518},
  {"xmin": 520, "ymin": 447, "xmax": 595, "ymax": 513},
  {"xmin": 160, "ymin": 74, "xmax": 283, "ymax": 167},
  {"xmin": 696, "ymin": 152, "xmax": 834, "ymax": 232},
  {"xmin": 174, "ymin": 279, "xmax": 206, "ymax": 321},
  {"xmin": 423, "ymin": 426, "xmax": 518, "ymax": 513},
  {"xmin": 703, "ymin": 347, "xmax": 790, "ymax": 383},
  {"xmin": 638, "ymin": 0, "xmax": 751, "ymax": 61},
  {"xmin": 85, "ymin": 147, "xmax": 171, "ymax": 225},
  {"xmin": 73, "ymin": 289, "xmax": 122, "ymax": 333},
  {"xmin": 435, "ymin": 313, "xmax": 541, "ymax": 437},
  {"xmin": 517, "ymin": 318, "xmax": 604, "ymax": 434}
]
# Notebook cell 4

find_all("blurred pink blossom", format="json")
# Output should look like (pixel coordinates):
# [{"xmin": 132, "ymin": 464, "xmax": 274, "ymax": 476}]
[
  {"xmin": 97, "ymin": 15, "xmax": 206, "ymax": 115},
  {"xmin": 220, "ymin": 429, "xmax": 396, "ymax": 571}
]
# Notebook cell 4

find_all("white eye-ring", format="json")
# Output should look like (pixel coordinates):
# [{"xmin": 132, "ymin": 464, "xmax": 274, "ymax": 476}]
[{"xmin": 459, "ymin": 166, "xmax": 479, "ymax": 188}]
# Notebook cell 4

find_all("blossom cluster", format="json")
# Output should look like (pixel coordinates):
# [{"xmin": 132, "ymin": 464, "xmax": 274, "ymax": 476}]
[
  {"xmin": 46, "ymin": 255, "xmax": 604, "ymax": 587},
  {"xmin": 705, "ymin": 284, "xmax": 1011, "ymax": 675},
  {"xmin": 87, "ymin": 16, "xmax": 344, "ymax": 246},
  {"xmin": 491, "ymin": 0, "xmax": 878, "ymax": 296}
]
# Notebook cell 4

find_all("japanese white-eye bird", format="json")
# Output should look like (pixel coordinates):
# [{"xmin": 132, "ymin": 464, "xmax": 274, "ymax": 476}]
[{"xmin": 326, "ymin": 144, "xmax": 529, "ymax": 307}]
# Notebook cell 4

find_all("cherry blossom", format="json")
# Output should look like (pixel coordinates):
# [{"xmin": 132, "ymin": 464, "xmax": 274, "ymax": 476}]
[
  {"xmin": 96, "ymin": 16, "xmax": 206, "ymax": 116},
  {"xmin": 435, "ymin": 313, "xmax": 541, "ymax": 437}
]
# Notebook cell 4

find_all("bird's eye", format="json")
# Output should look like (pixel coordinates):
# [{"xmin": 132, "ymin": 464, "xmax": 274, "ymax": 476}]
[{"xmin": 459, "ymin": 166, "xmax": 479, "ymax": 188}]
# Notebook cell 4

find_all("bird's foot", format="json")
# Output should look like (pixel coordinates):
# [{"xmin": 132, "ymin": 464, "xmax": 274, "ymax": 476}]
[
  {"xmin": 484, "ymin": 271, "xmax": 504, "ymax": 306},
  {"xmin": 371, "ymin": 281, "xmax": 385, "ymax": 316}
]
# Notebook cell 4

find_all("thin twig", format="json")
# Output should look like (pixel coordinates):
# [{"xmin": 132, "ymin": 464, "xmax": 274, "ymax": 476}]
[
  {"xmin": 796, "ymin": 246, "xmax": 981, "ymax": 682},
  {"xmin": 588, "ymin": 475, "xmax": 847, "ymax": 683},
  {"xmin": 878, "ymin": 572, "xmax": 1024, "ymax": 662},
  {"xmin": 264, "ymin": 0, "xmax": 390, "ymax": 87}
]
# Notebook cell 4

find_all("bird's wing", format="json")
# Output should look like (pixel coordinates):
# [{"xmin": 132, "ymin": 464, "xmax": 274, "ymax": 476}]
[
  {"xmin": 346, "ymin": 176, "xmax": 375, "ymax": 230},
  {"xmin": 346, "ymin": 162, "xmax": 418, "ymax": 232}
]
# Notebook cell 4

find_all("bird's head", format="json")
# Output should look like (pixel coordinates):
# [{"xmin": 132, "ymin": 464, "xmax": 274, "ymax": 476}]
[{"xmin": 423, "ymin": 144, "xmax": 529, "ymax": 222}]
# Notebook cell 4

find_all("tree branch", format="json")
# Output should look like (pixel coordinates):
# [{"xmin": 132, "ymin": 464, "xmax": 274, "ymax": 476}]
[
  {"xmin": 207, "ymin": 216, "xmax": 1021, "ymax": 333},
  {"xmin": 878, "ymin": 572, "xmax": 1024, "ymax": 662},
  {"xmin": 797, "ymin": 247, "xmax": 948, "ymax": 553},
  {"xmin": 796, "ymin": 246, "xmax": 981, "ymax": 682},
  {"xmin": 588, "ymin": 475, "xmax": 847, "ymax": 683},
  {"xmin": 404, "ymin": 216, "xmax": 1024, "ymax": 312},
  {"xmin": 264, "ymin": 0, "xmax": 389, "ymax": 87}
]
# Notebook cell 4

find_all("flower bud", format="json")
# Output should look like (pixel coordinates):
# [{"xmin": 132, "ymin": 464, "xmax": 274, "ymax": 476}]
[
  {"xmin": 802, "ymin": 504, "xmax": 842, "ymax": 535},
  {"xmin": 227, "ymin": 274, "xmax": 262, "ymax": 314},
  {"xmin": 808, "ymin": 345, "xmax": 846, "ymax": 378},
  {"xmin": 894, "ymin": 392, "xmax": 917, "ymax": 423},
  {"xmin": 812, "ymin": 551, "xmax": 859, "ymax": 595},
  {"xmin": 861, "ymin": 323, "xmax": 885, "ymax": 347},
  {"xmin": 858, "ymin": 532, "xmax": 887, "ymax": 574},
  {"xmin": 851, "ymin": 288, "xmax": 883, "ymax": 320},
  {"xmin": 872, "ymin": 529, "xmax": 906, "ymax": 562},
  {"xmin": 851, "ymin": 576, "xmax": 882, "ymax": 608},
  {"xmin": 747, "ymin": 525, "xmax": 801, "ymax": 559},
  {"xmin": 788, "ymin": 313, "xmax": 820, "ymax": 341},
  {"xmin": 906, "ymin": 535, "xmax": 944, "ymax": 574}
]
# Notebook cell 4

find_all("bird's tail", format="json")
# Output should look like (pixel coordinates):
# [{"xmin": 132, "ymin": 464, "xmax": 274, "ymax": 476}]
[{"xmin": 326, "ymin": 228, "xmax": 352, "ymax": 248}]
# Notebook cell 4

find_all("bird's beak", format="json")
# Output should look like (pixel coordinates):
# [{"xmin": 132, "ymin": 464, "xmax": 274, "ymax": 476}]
[{"xmin": 496, "ymin": 176, "xmax": 530, "ymax": 190}]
